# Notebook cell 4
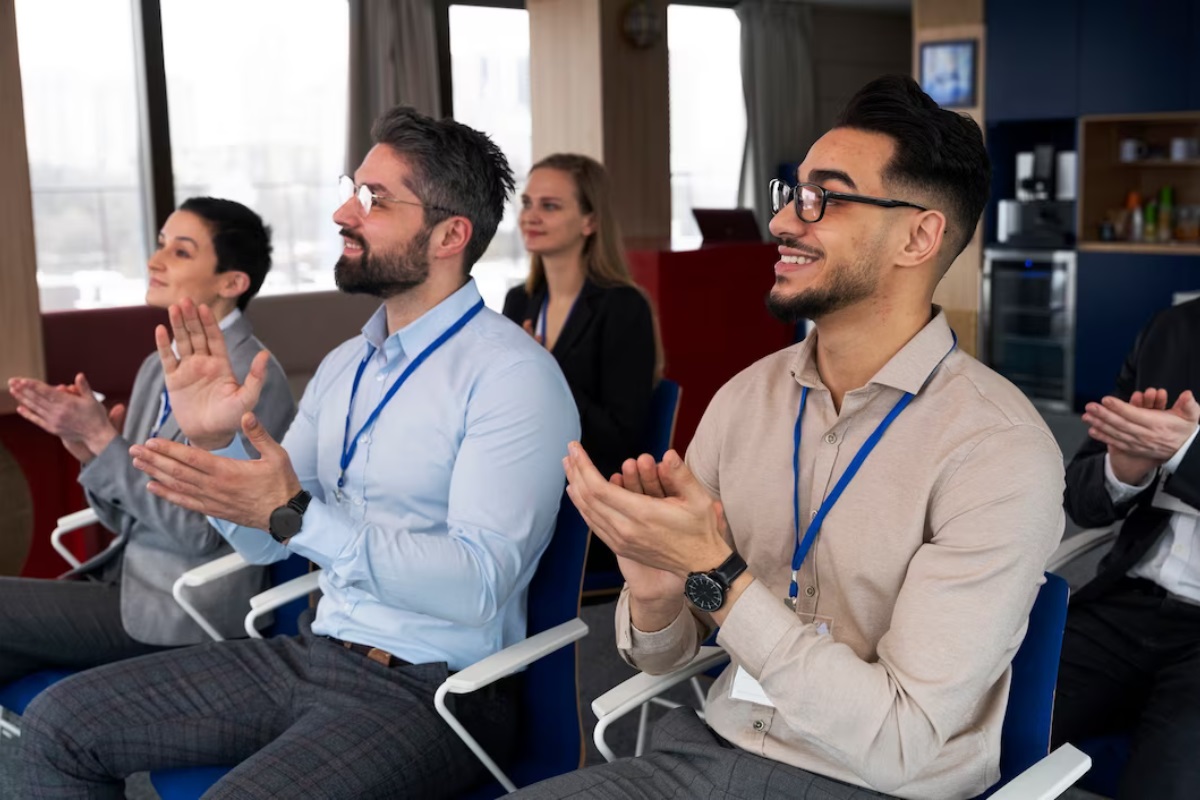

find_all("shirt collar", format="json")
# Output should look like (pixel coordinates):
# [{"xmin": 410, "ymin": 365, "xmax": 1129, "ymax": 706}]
[
  {"xmin": 790, "ymin": 306, "xmax": 956, "ymax": 396},
  {"xmin": 360, "ymin": 279, "xmax": 484, "ymax": 361}
]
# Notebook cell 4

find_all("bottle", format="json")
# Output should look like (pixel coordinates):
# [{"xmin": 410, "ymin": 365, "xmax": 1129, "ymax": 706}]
[
  {"xmin": 1158, "ymin": 185, "xmax": 1174, "ymax": 243},
  {"xmin": 1129, "ymin": 193, "xmax": 1144, "ymax": 242},
  {"xmin": 1145, "ymin": 199, "xmax": 1158, "ymax": 242}
]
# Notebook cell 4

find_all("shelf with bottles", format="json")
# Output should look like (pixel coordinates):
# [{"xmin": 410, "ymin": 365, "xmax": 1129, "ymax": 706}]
[{"xmin": 1078, "ymin": 113, "xmax": 1200, "ymax": 254}]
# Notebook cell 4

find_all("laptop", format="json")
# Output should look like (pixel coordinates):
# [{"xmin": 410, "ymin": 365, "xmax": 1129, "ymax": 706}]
[{"xmin": 691, "ymin": 208, "xmax": 762, "ymax": 245}]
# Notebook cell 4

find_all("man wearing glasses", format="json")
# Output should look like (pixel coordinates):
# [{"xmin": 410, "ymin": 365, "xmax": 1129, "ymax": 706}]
[
  {"xmin": 19, "ymin": 108, "xmax": 580, "ymax": 798},
  {"xmin": 517, "ymin": 76, "xmax": 1065, "ymax": 799}
]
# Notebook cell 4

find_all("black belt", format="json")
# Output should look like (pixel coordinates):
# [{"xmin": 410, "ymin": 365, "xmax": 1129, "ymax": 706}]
[{"xmin": 324, "ymin": 636, "xmax": 410, "ymax": 668}]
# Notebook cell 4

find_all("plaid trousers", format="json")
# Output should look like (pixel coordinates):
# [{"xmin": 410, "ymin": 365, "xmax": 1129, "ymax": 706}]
[
  {"xmin": 19, "ymin": 630, "xmax": 518, "ymax": 799},
  {"xmin": 511, "ymin": 707, "xmax": 892, "ymax": 800}
]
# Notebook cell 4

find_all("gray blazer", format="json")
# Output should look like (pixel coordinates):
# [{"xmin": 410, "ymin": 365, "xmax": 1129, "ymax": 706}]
[{"xmin": 70, "ymin": 313, "xmax": 296, "ymax": 645}]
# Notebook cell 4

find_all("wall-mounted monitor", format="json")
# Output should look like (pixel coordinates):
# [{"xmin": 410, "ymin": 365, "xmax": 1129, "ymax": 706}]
[{"xmin": 919, "ymin": 39, "xmax": 978, "ymax": 109}]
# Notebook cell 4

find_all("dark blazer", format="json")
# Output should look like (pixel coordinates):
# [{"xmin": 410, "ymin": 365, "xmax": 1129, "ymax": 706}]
[
  {"xmin": 1065, "ymin": 297, "xmax": 1200, "ymax": 604},
  {"xmin": 503, "ymin": 279, "xmax": 656, "ymax": 479}
]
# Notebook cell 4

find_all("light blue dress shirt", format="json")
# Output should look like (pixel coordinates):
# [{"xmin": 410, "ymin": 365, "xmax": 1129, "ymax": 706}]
[{"xmin": 211, "ymin": 280, "xmax": 579, "ymax": 670}]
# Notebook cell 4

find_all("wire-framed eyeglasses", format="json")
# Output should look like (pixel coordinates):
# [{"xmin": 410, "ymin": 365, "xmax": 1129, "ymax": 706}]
[
  {"xmin": 338, "ymin": 175, "xmax": 459, "ymax": 217},
  {"xmin": 769, "ymin": 179, "xmax": 928, "ymax": 223}
]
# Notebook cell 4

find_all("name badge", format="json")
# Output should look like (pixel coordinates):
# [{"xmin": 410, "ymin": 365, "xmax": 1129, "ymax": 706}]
[{"xmin": 730, "ymin": 666, "xmax": 775, "ymax": 707}]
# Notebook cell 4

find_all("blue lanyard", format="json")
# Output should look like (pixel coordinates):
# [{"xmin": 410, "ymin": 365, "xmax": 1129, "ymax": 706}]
[
  {"xmin": 338, "ymin": 299, "xmax": 484, "ymax": 490},
  {"xmin": 149, "ymin": 388, "xmax": 171, "ymax": 439},
  {"xmin": 788, "ymin": 334, "xmax": 957, "ymax": 601},
  {"xmin": 536, "ymin": 293, "xmax": 579, "ymax": 349}
]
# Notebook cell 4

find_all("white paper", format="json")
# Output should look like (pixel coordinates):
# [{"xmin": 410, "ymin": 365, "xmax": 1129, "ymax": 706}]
[{"xmin": 730, "ymin": 666, "xmax": 776, "ymax": 707}]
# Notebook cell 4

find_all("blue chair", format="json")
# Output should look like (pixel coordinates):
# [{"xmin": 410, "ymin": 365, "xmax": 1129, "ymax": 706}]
[
  {"xmin": 1047, "ymin": 525, "xmax": 1127, "ymax": 798},
  {"xmin": 581, "ymin": 378, "xmax": 681, "ymax": 600},
  {"xmin": 593, "ymin": 573, "xmax": 1091, "ymax": 799},
  {"xmin": 0, "ymin": 552, "xmax": 309, "ymax": 740},
  {"xmin": 151, "ymin": 495, "xmax": 592, "ymax": 799}
]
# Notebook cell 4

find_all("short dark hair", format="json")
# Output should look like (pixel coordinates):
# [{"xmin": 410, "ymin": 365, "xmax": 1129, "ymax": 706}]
[
  {"xmin": 178, "ymin": 197, "xmax": 273, "ymax": 310},
  {"xmin": 370, "ymin": 107, "xmax": 515, "ymax": 273},
  {"xmin": 835, "ymin": 75, "xmax": 990, "ymax": 265}
]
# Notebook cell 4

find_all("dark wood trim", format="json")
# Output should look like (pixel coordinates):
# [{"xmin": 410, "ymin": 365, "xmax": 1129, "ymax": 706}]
[
  {"xmin": 435, "ymin": 0, "xmax": 525, "ymax": 120},
  {"xmin": 133, "ymin": 0, "xmax": 174, "ymax": 232}
]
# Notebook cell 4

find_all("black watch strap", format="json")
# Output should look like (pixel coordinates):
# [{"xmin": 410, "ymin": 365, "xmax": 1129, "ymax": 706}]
[
  {"xmin": 286, "ymin": 490, "xmax": 312, "ymax": 516},
  {"xmin": 709, "ymin": 550, "xmax": 748, "ymax": 590}
]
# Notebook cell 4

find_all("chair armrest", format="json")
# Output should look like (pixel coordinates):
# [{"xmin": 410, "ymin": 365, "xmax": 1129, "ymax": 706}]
[
  {"xmin": 433, "ymin": 617, "xmax": 589, "ymax": 794},
  {"xmin": 987, "ymin": 743, "xmax": 1091, "ymax": 800},
  {"xmin": 443, "ymin": 617, "xmax": 589, "ymax": 694},
  {"xmin": 591, "ymin": 645, "xmax": 729, "ymax": 763},
  {"xmin": 592, "ymin": 645, "xmax": 729, "ymax": 722},
  {"xmin": 176, "ymin": 552, "xmax": 250, "ymax": 587},
  {"xmin": 244, "ymin": 570, "xmax": 322, "ymax": 638},
  {"xmin": 1047, "ymin": 526, "xmax": 1117, "ymax": 574},
  {"xmin": 171, "ymin": 552, "xmax": 252, "ymax": 642},
  {"xmin": 50, "ymin": 508, "xmax": 101, "ymax": 569}
]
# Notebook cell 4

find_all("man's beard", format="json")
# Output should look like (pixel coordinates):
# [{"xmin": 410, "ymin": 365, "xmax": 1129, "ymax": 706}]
[
  {"xmin": 334, "ymin": 225, "xmax": 432, "ymax": 299},
  {"xmin": 765, "ymin": 238, "xmax": 880, "ymax": 324}
]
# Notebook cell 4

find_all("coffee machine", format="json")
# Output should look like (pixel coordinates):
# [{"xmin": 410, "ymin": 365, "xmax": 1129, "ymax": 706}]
[{"xmin": 996, "ymin": 144, "xmax": 1077, "ymax": 248}]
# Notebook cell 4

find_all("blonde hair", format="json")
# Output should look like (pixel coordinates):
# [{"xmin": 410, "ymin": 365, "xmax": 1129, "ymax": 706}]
[{"xmin": 523, "ymin": 153, "xmax": 665, "ymax": 379}]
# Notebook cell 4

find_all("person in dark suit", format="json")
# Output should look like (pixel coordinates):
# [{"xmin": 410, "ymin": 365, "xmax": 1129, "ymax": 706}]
[
  {"xmin": 1052, "ymin": 296, "xmax": 1200, "ymax": 800},
  {"xmin": 2, "ymin": 198, "xmax": 295, "ymax": 682},
  {"xmin": 503, "ymin": 154, "xmax": 661, "ymax": 482}
]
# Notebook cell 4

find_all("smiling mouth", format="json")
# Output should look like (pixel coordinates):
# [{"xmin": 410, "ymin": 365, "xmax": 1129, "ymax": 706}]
[{"xmin": 779, "ymin": 254, "xmax": 819, "ymax": 265}]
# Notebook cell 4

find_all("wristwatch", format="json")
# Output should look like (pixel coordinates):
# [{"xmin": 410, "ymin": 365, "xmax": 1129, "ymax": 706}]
[
  {"xmin": 268, "ymin": 490, "xmax": 312, "ymax": 543},
  {"xmin": 684, "ymin": 551, "xmax": 748, "ymax": 612}
]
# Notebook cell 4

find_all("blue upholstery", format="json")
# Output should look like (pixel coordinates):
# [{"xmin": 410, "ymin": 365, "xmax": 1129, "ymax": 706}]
[
  {"xmin": 582, "ymin": 378, "xmax": 680, "ymax": 597},
  {"xmin": 0, "ymin": 555, "xmax": 310, "ymax": 728},
  {"xmin": 0, "ymin": 669, "xmax": 77, "ymax": 716},
  {"xmin": 154, "ymin": 497, "xmax": 591, "ymax": 799},
  {"xmin": 976, "ymin": 572, "xmax": 1071, "ymax": 799},
  {"xmin": 644, "ymin": 379, "xmax": 681, "ymax": 462},
  {"xmin": 460, "ymin": 496, "xmax": 591, "ymax": 798}
]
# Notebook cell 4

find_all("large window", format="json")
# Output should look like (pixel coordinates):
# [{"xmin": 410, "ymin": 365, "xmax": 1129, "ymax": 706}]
[
  {"xmin": 449, "ymin": 3, "xmax": 531, "ymax": 311},
  {"xmin": 161, "ymin": 0, "xmax": 348, "ymax": 297},
  {"xmin": 16, "ymin": 0, "xmax": 151, "ymax": 310},
  {"xmin": 668, "ymin": 5, "xmax": 746, "ymax": 249},
  {"xmin": 16, "ymin": 0, "xmax": 348, "ymax": 311}
]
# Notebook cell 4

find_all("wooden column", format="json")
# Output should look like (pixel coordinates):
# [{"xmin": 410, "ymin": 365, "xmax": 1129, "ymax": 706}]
[
  {"xmin": 528, "ymin": 0, "xmax": 671, "ymax": 247},
  {"xmin": 913, "ymin": 0, "xmax": 985, "ymax": 357},
  {"xmin": 0, "ymin": 0, "xmax": 45, "ymax": 414}
]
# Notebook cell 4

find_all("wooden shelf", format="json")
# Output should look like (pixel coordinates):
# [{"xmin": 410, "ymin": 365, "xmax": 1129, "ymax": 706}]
[
  {"xmin": 1079, "ymin": 115, "xmax": 1200, "ymax": 250},
  {"xmin": 1078, "ymin": 242, "xmax": 1200, "ymax": 256},
  {"xmin": 1114, "ymin": 159, "xmax": 1200, "ymax": 168}
]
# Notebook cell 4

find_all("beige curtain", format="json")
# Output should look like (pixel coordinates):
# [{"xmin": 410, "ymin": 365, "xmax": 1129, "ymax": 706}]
[
  {"xmin": 346, "ymin": 0, "xmax": 443, "ymax": 171},
  {"xmin": 736, "ymin": 0, "xmax": 817, "ymax": 235}
]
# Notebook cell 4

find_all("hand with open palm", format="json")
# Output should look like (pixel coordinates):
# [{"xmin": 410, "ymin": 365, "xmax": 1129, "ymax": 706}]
[{"xmin": 155, "ymin": 298, "xmax": 271, "ymax": 451}]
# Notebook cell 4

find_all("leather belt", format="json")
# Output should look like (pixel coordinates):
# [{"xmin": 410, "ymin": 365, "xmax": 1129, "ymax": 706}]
[{"xmin": 324, "ymin": 636, "xmax": 408, "ymax": 668}]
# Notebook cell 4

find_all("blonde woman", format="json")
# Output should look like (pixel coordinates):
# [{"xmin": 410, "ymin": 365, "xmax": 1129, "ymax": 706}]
[{"xmin": 504, "ymin": 153, "xmax": 661, "ymax": 483}]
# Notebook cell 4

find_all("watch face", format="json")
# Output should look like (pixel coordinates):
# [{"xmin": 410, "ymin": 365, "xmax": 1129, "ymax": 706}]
[
  {"xmin": 685, "ymin": 573, "xmax": 724, "ymax": 613},
  {"xmin": 269, "ymin": 507, "xmax": 302, "ymax": 541}
]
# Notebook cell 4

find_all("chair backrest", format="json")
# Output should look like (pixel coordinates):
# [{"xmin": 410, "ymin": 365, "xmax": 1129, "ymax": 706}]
[
  {"xmin": 581, "ymin": 379, "xmax": 681, "ymax": 599},
  {"xmin": 265, "ymin": 554, "xmax": 313, "ymax": 637},
  {"xmin": 503, "ymin": 496, "xmax": 591, "ymax": 789},
  {"xmin": 977, "ymin": 572, "xmax": 1070, "ymax": 798},
  {"xmin": 646, "ymin": 378, "xmax": 682, "ymax": 461}
]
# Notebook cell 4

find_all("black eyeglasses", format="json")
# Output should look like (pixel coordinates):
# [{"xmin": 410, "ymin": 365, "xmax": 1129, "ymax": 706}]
[
  {"xmin": 769, "ymin": 179, "xmax": 928, "ymax": 223},
  {"xmin": 338, "ymin": 175, "xmax": 459, "ymax": 218}
]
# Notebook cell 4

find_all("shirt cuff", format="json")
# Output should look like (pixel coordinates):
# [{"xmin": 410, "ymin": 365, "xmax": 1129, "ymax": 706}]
[
  {"xmin": 714, "ymin": 578, "xmax": 797, "ymax": 677},
  {"xmin": 1163, "ymin": 426, "xmax": 1199, "ymax": 475},
  {"xmin": 1104, "ymin": 452, "xmax": 1156, "ymax": 503}
]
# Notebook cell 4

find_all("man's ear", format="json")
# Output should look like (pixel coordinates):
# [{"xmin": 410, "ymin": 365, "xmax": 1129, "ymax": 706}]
[
  {"xmin": 218, "ymin": 270, "xmax": 251, "ymax": 300},
  {"xmin": 432, "ymin": 216, "xmax": 474, "ymax": 260},
  {"xmin": 896, "ymin": 210, "xmax": 946, "ymax": 270}
]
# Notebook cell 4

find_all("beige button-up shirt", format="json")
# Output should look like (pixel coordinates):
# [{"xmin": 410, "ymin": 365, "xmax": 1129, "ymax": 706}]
[{"xmin": 616, "ymin": 310, "xmax": 1065, "ymax": 800}]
